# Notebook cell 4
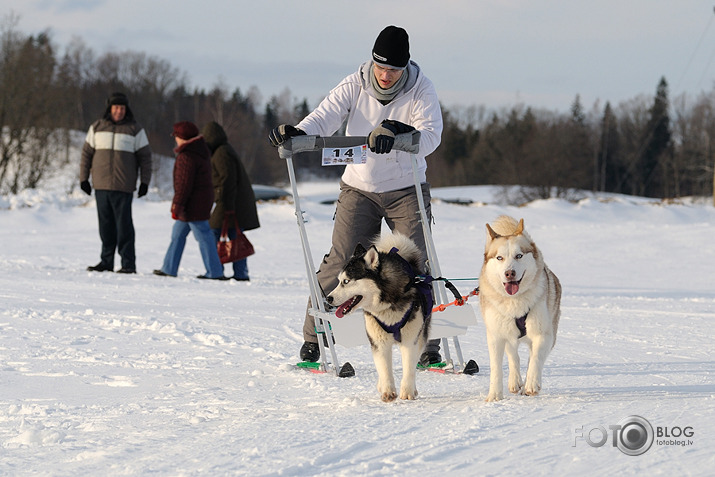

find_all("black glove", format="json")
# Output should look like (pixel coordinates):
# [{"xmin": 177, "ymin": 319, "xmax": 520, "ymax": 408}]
[
  {"xmin": 80, "ymin": 180, "xmax": 92, "ymax": 195},
  {"xmin": 368, "ymin": 120, "xmax": 415, "ymax": 154},
  {"xmin": 382, "ymin": 120, "xmax": 416, "ymax": 135},
  {"xmin": 268, "ymin": 124, "xmax": 305, "ymax": 147},
  {"xmin": 137, "ymin": 183, "xmax": 148, "ymax": 198}
]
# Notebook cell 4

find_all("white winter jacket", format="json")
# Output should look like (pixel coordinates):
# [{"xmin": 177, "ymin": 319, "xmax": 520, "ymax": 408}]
[{"xmin": 296, "ymin": 61, "xmax": 443, "ymax": 193}]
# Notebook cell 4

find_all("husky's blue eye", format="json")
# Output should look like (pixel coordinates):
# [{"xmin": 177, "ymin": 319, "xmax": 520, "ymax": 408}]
[
  {"xmin": 516, "ymin": 254, "xmax": 523, "ymax": 259},
  {"xmin": 496, "ymin": 256, "xmax": 503, "ymax": 261},
  {"xmin": 342, "ymin": 278, "xmax": 350, "ymax": 285}
]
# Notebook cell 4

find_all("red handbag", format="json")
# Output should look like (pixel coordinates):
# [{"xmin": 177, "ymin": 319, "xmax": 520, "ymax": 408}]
[{"xmin": 217, "ymin": 213, "xmax": 255, "ymax": 264}]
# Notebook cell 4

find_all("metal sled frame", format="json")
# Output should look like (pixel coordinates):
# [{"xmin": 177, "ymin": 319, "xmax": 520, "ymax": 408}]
[{"xmin": 279, "ymin": 132, "xmax": 476, "ymax": 376}]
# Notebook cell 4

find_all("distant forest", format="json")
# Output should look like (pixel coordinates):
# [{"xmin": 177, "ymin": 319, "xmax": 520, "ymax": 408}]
[{"xmin": 1, "ymin": 17, "xmax": 714, "ymax": 201}]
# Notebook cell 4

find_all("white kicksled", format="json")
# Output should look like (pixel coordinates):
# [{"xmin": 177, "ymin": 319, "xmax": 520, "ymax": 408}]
[{"xmin": 278, "ymin": 132, "xmax": 479, "ymax": 377}]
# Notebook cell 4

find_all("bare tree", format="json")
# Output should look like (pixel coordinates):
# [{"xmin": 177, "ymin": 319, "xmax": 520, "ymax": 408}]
[{"xmin": 0, "ymin": 16, "xmax": 66, "ymax": 193}]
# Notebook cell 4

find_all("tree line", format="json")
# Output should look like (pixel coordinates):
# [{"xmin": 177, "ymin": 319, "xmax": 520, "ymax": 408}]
[
  {"xmin": 428, "ymin": 77, "xmax": 715, "ymax": 202},
  {"xmin": 1, "ymin": 17, "xmax": 713, "ymax": 201}
]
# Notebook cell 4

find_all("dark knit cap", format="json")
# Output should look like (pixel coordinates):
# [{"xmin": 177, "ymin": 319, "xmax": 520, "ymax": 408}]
[
  {"xmin": 172, "ymin": 121, "xmax": 200, "ymax": 140},
  {"xmin": 107, "ymin": 92, "xmax": 129, "ymax": 106},
  {"xmin": 372, "ymin": 26, "xmax": 410, "ymax": 68}
]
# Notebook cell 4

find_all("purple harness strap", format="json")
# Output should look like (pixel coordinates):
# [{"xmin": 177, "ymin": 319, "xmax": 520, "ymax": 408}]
[
  {"xmin": 369, "ymin": 247, "xmax": 434, "ymax": 342},
  {"xmin": 372, "ymin": 302, "xmax": 415, "ymax": 343}
]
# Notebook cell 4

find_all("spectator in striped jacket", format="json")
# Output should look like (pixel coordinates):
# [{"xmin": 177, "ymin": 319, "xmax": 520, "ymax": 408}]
[{"xmin": 80, "ymin": 92, "xmax": 152, "ymax": 274}]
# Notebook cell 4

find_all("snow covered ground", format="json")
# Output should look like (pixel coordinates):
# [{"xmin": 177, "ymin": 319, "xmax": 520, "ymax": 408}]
[{"xmin": 1, "ymin": 169, "xmax": 714, "ymax": 475}]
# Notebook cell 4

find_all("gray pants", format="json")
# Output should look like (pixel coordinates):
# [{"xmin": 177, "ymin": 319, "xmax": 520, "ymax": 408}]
[{"xmin": 302, "ymin": 181, "xmax": 440, "ymax": 353}]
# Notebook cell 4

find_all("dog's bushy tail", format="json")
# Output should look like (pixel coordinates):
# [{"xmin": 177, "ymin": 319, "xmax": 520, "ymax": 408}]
[{"xmin": 373, "ymin": 232, "xmax": 421, "ymax": 264}]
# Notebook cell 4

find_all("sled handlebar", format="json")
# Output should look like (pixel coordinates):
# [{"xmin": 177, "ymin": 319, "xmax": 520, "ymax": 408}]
[{"xmin": 278, "ymin": 131, "xmax": 421, "ymax": 159}]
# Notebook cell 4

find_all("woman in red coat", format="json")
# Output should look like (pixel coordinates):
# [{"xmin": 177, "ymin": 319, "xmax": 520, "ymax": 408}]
[{"xmin": 154, "ymin": 121, "xmax": 225, "ymax": 279}]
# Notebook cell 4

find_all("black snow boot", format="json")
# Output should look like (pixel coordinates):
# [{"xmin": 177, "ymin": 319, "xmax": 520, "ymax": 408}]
[
  {"xmin": 419, "ymin": 350, "xmax": 442, "ymax": 366},
  {"xmin": 300, "ymin": 341, "xmax": 320, "ymax": 362},
  {"xmin": 87, "ymin": 262, "xmax": 113, "ymax": 272}
]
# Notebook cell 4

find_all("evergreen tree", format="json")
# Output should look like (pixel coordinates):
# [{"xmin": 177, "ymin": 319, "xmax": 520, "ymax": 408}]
[
  {"xmin": 567, "ymin": 94, "xmax": 592, "ymax": 191},
  {"xmin": 264, "ymin": 102, "xmax": 277, "ymax": 130},
  {"xmin": 639, "ymin": 77, "xmax": 671, "ymax": 196},
  {"xmin": 570, "ymin": 94, "xmax": 585, "ymax": 124},
  {"xmin": 294, "ymin": 99, "xmax": 310, "ymax": 123},
  {"xmin": 598, "ymin": 102, "xmax": 622, "ymax": 192}
]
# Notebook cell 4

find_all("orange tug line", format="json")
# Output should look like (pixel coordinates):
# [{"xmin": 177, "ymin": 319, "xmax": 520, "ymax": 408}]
[{"xmin": 432, "ymin": 288, "xmax": 479, "ymax": 313}]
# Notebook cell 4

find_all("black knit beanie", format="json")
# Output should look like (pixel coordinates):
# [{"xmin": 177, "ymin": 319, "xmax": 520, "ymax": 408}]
[
  {"xmin": 372, "ymin": 26, "xmax": 410, "ymax": 69},
  {"xmin": 107, "ymin": 92, "xmax": 129, "ymax": 107}
]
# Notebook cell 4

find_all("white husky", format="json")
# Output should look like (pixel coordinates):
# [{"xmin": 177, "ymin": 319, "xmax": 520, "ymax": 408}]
[
  {"xmin": 479, "ymin": 216, "xmax": 561, "ymax": 402},
  {"xmin": 327, "ymin": 232, "xmax": 431, "ymax": 402}
]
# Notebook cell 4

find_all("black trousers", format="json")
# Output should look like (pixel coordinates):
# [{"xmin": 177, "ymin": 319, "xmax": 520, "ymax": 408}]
[{"xmin": 95, "ymin": 190, "xmax": 135, "ymax": 270}]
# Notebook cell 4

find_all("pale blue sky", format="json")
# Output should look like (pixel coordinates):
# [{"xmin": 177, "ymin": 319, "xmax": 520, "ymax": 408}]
[{"xmin": 5, "ymin": 0, "xmax": 715, "ymax": 113}]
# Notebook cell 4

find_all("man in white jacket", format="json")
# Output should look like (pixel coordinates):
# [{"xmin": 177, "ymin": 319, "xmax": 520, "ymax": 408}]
[{"xmin": 269, "ymin": 25, "xmax": 443, "ymax": 364}]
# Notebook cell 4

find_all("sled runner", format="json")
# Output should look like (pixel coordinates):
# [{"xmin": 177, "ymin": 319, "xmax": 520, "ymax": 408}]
[{"xmin": 279, "ymin": 132, "xmax": 479, "ymax": 376}]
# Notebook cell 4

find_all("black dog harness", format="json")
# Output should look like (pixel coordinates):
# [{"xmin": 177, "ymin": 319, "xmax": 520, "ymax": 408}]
[
  {"xmin": 368, "ymin": 248, "xmax": 435, "ymax": 342},
  {"xmin": 371, "ymin": 247, "xmax": 469, "ymax": 342},
  {"xmin": 515, "ymin": 313, "xmax": 528, "ymax": 338},
  {"xmin": 370, "ymin": 302, "xmax": 415, "ymax": 343}
]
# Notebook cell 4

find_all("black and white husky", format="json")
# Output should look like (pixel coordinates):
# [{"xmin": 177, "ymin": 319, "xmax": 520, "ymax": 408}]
[{"xmin": 327, "ymin": 232, "xmax": 431, "ymax": 402}]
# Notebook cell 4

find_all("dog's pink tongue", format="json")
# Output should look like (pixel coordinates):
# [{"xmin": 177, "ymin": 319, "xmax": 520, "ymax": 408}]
[
  {"xmin": 335, "ymin": 301, "xmax": 351, "ymax": 318},
  {"xmin": 505, "ymin": 282, "xmax": 519, "ymax": 295}
]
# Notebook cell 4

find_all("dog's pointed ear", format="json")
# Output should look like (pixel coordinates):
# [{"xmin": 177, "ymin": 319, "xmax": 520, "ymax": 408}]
[
  {"xmin": 486, "ymin": 223, "xmax": 500, "ymax": 241},
  {"xmin": 515, "ymin": 218, "xmax": 525, "ymax": 235},
  {"xmin": 364, "ymin": 245, "xmax": 380, "ymax": 270},
  {"xmin": 485, "ymin": 223, "xmax": 499, "ymax": 252},
  {"xmin": 353, "ymin": 243, "xmax": 367, "ymax": 257}
]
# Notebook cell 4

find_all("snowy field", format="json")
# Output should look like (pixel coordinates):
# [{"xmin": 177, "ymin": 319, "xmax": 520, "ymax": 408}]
[{"xmin": 1, "ymin": 169, "xmax": 714, "ymax": 475}]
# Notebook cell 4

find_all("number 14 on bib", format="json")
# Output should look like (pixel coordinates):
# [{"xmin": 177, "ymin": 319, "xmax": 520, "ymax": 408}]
[{"xmin": 322, "ymin": 145, "xmax": 368, "ymax": 166}]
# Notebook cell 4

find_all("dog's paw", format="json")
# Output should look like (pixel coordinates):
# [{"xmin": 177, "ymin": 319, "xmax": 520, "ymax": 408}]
[
  {"xmin": 377, "ymin": 379, "xmax": 396, "ymax": 402},
  {"xmin": 485, "ymin": 392, "xmax": 503, "ymax": 402},
  {"xmin": 399, "ymin": 388, "xmax": 418, "ymax": 400},
  {"xmin": 508, "ymin": 378, "xmax": 523, "ymax": 394},
  {"xmin": 381, "ymin": 391, "xmax": 397, "ymax": 402},
  {"xmin": 523, "ymin": 381, "xmax": 541, "ymax": 396}
]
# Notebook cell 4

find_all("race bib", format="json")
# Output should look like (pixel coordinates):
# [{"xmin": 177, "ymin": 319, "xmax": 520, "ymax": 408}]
[{"xmin": 322, "ymin": 145, "xmax": 368, "ymax": 166}]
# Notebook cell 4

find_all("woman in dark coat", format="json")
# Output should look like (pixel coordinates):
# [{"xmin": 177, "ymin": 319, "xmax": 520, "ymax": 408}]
[
  {"xmin": 201, "ymin": 121, "xmax": 260, "ymax": 281},
  {"xmin": 154, "ymin": 121, "xmax": 225, "ymax": 279}
]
